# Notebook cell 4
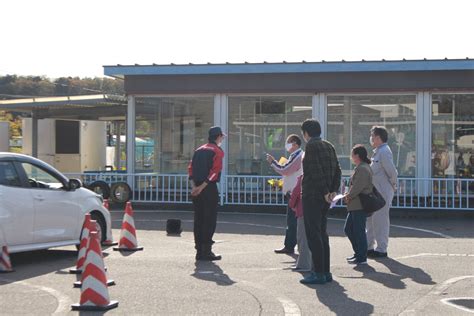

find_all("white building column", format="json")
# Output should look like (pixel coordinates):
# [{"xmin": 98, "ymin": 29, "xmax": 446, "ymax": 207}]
[
  {"xmin": 416, "ymin": 92, "xmax": 432, "ymax": 195},
  {"xmin": 312, "ymin": 93, "xmax": 327, "ymax": 139},
  {"xmin": 214, "ymin": 94, "xmax": 228, "ymax": 205},
  {"xmin": 0, "ymin": 122, "xmax": 9, "ymax": 152},
  {"xmin": 126, "ymin": 95, "xmax": 136, "ymax": 180},
  {"xmin": 31, "ymin": 110, "xmax": 38, "ymax": 158}
]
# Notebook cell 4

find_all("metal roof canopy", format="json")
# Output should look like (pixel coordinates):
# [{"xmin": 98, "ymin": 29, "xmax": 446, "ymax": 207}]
[
  {"xmin": 104, "ymin": 59, "xmax": 474, "ymax": 94},
  {"xmin": 0, "ymin": 94, "xmax": 127, "ymax": 120},
  {"xmin": 104, "ymin": 58, "xmax": 474, "ymax": 79}
]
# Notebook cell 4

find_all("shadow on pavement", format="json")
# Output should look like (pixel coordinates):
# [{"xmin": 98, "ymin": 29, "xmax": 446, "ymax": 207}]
[
  {"xmin": 353, "ymin": 265, "xmax": 406, "ymax": 289},
  {"xmin": 311, "ymin": 280, "xmax": 374, "ymax": 315},
  {"xmin": 0, "ymin": 249, "xmax": 77, "ymax": 285},
  {"xmin": 375, "ymin": 257, "xmax": 436, "ymax": 285},
  {"xmin": 191, "ymin": 261, "xmax": 235, "ymax": 286}
]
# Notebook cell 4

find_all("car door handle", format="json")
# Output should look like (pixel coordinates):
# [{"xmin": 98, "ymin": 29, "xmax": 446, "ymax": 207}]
[{"xmin": 34, "ymin": 195, "xmax": 45, "ymax": 201}]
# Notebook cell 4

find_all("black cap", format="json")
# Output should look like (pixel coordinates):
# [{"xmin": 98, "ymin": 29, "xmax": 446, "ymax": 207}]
[{"xmin": 208, "ymin": 126, "xmax": 226, "ymax": 138}]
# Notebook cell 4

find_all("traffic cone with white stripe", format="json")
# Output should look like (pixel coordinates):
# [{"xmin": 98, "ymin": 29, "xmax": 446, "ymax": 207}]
[
  {"xmin": 101, "ymin": 200, "xmax": 117, "ymax": 246},
  {"xmin": 70, "ymin": 214, "xmax": 94, "ymax": 274},
  {"xmin": 71, "ymin": 231, "xmax": 118, "ymax": 311},
  {"xmin": 74, "ymin": 222, "xmax": 115, "ymax": 288},
  {"xmin": 0, "ymin": 245, "xmax": 13, "ymax": 273},
  {"xmin": 113, "ymin": 202, "xmax": 143, "ymax": 251}
]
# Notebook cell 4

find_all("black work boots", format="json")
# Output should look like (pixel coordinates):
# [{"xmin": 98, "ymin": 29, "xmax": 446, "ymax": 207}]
[{"xmin": 195, "ymin": 244, "xmax": 222, "ymax": 261}]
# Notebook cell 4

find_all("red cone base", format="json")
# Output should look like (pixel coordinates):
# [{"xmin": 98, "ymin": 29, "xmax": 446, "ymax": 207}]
[
  {"xmin": 113, "ymin": 246, "xmax": 143, "ymax": 252},
  {"xmin": 74, "ymin": 279, "xmax": 115, "ymax": 288},
  {"xmin": 70, "ymin": 266, "xmax": 107, "ymax": 274},
  {"xmin": 71, "ymin": 300, "xmax": 118, "ymax": 311},
  {"xmin": 69, "ymin": 267, "xmax": 82, "ymax": 274},
  {"xmin": 102, "ymin": 240, "xmax": 118, "ymax": 246}
]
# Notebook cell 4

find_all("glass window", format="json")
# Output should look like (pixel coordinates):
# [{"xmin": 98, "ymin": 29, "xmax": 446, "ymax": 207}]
[
  {"xmin": 21, "ymin": 163, "xmax": 64, "ymax": 189},
  {"xmin": 228, "ymin": 96, "xmax": 312, "ymax": 175},
  {"xmin": 432, "ymin": 94, "xmax": 474, "ymax": 178},
  {"xmin": 327, "ymin": 95, "xmax": 417, "ymax": 177},
  {"xmin": 0, "ymin": 161, "xmax": 22, "ymax": 187},
  {"xmin": 135, "ymin": 97, "xmax": 214, "ymax": 173}
]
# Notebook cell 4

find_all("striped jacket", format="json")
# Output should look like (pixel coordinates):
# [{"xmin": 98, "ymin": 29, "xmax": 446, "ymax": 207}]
[{"xmin": 271, "ymin": 148, "xmax": 303, "ymax": 193}]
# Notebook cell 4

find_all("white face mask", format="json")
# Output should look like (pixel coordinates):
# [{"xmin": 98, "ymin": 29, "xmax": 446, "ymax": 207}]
[
  {"xmin": 369, "ymin": 136, "xmax": 375, "ymax": 146},
  {"xmin": 285, "ymin": 143, "xmax": 293, "ymax": 152}
]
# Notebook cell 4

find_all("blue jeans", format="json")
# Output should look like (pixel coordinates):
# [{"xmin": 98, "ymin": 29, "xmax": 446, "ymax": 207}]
[
  {"xmin": 344, "ymin": 211, "xmax": 368, "ymax": 261},
  {"xmin": 284, "ymin": 195, "xmax": 297, "ymax": 250}
]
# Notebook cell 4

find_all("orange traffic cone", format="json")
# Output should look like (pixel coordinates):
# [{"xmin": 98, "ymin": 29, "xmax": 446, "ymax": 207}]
[
  {"xmin": 113, "ymin": 202, "xmax": 143, "ymax": 251},
  {"xmin": 74, "ymin": 222, "xmax": 115, "ymax": 288},
  {"xmin": 101, "ymin": 200, "xmax": 117, "ymax": 246},
  {"xmin": 0, "ymin": 245, "xmax": 13, "ymax": 273},
  {"xmin": 70, "ymin": 214, "xmax": 94, "ymax": 274},
  {"xmin": 71, "ymin": 231, "xmax": 118, "ymax": 311}
]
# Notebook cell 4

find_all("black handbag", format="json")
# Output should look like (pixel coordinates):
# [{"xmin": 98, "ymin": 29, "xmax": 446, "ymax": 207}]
[{"xmin": 359, "ymin": 186, "xmax": 386, "ymax": 214}]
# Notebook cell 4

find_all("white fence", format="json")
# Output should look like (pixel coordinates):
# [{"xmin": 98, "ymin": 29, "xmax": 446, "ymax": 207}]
[{"xmin": 65, "ymin": 173, "xmax": 473, "ymax": 210}]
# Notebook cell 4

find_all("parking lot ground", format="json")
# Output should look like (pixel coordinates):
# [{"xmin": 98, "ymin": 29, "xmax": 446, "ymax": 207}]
[{"xmin": 1, "ymin": 210, "xmax": 473, "ymax": 315}]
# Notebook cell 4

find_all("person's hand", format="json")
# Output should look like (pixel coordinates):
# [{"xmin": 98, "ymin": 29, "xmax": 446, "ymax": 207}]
[
  {"xmin": 191, "ymin": 184, "xmax": 206, "ymax": 197},
  {"xmin": 266, "ymin": 154, "xmax": 275, "ymax": 164},
  {"xmin": 344, "ymin": 194, "xmax": 351, "ymax": 204},
  {"xmin": 324, "ymin": 192, "xmax": 337, "ymax": 203}
]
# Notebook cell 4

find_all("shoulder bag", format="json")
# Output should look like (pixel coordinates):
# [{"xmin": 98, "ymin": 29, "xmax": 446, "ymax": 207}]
[{"xmin": 359, "ymin": 186, "xmax": 386, "ymax": 214}]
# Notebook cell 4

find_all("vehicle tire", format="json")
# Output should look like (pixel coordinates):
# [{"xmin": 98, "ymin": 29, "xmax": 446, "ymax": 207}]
[
  {"xmin": 87, "ymin": 181, "xmax": 110, "ymax": 199},
  {"xmin": 110, "ymin": 182, "xmax": 132, "ymax": 203},
  {"xmin": 90, "ymin": 212, "xmax": 106, "ymax": 243}
]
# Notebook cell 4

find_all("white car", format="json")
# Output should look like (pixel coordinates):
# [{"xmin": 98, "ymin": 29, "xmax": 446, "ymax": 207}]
[{"xmin": 0, "ymin": 153, "xmax": 112, "ymax": 253}]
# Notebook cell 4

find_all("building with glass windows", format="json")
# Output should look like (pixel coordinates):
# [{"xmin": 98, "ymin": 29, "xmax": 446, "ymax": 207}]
[{"xmin": 103, "ymin": 59, "xmax": 474, "ymax": 210}]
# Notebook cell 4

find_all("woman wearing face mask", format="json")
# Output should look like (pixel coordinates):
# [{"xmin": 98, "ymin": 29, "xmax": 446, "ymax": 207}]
[
  {"xmin": 266, "ymin": 134, "xmax": 303, "ymax": 254},
  {"xmin": 344, "ymin": 144, "xmax": 373, "ymax": 265}
]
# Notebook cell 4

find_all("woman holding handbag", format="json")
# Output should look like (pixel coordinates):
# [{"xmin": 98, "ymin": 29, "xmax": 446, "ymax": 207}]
[{"xmin": 344, "ymin": 145, "xmax": 374, "ymax": 265}]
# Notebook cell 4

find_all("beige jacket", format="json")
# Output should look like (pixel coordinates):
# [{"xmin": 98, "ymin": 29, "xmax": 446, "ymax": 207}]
[{"xmin": 347, "ymin": 162, "xmax": 373, "ymax": 211}]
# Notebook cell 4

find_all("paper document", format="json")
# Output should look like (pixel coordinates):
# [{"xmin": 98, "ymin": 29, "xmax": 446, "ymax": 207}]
[
  {"xmin": 278, "ymin": 157, "xmax": 288, "ymax": 164},
  {"xmin": 330, "ymin": 194, "xmax": 345, "ymax": 208}
]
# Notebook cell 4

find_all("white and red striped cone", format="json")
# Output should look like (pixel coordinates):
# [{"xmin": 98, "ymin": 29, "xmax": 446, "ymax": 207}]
[
  {"xmin": 74, "ymin": 223, "xmax": 115, "ymax": 288},
  {"xmin": 71, "ymin": 231, "xmax": 118, "ymax": 311},
  {"xmin": 113, "ymin": 202, "xmax": 143, "ymax": 252},
  {"xmin": 101, "ymin": 200, "xmax": 117, "ymax": 246},
  {"xmin": 70, "ymin": 214, "xmax": 94, "ymax": 274},
  {"xmin": 0, "ymin": 245, "xmax": 13, "ymax": 273}
]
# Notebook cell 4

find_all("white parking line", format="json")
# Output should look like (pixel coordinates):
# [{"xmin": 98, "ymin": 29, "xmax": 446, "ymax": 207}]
[
  {"xmin": 277, "ymin": 297, "xmax": 302, "ymax": 316},
  {"xmin": 441, "ymin": 297, "xmax": 474, "ymax": 313},
  {"xmin": 0, "ymin": 278, "xmax": 72, "ymax": 315},
  {"xmin": 395, "ymin": 253, "xmax": 474, "ymax": 260},
  {"xmin": 113, "ymin": 216, "xmax": 453, "ymax": 239}
]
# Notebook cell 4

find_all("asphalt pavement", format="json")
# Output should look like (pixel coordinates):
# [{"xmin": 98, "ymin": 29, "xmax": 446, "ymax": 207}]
[{"xmin": 1, "ymin": 209, "xmax": 473, "ymax": 315}]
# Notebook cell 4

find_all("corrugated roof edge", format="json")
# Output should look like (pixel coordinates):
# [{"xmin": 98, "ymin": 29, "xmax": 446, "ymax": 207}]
[{"xmin": 103, "ymin": 58, "xmax": 474, "ymax": 79}]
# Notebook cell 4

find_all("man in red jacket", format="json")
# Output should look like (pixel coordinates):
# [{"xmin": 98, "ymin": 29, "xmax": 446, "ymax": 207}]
[{"xmin": 188, "ymin": 126, "xmax": 225, "ymax": 261}]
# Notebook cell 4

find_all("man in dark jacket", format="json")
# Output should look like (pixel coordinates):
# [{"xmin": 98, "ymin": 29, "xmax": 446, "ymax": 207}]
[
  {"xmin": 300, "ymin": 119, "xmax": 341, "ymax": 284},
  {"xmin": 188, "ymin": 126, "xmax": 225, "ymax": 261}
]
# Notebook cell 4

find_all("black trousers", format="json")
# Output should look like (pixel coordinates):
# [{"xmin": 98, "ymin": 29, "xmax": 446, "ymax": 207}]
[
  {"xmin": 193, "ymin": 182, "xmax": 219, "ymax": 248},
  {"xmin": 302, "ymin": 195, "xmax": 330, "ymax": 273}
]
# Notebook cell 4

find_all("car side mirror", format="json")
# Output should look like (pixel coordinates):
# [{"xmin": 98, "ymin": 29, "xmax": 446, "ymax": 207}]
[{"xmin": 68, "ymin": 179, "xmax": 82, "ymax": 191}]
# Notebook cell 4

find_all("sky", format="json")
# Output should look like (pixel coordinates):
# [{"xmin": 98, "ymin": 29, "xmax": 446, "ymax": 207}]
[{"xmin": 1, "ymin": 0, "xmax": 473, "ymax": 78}]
